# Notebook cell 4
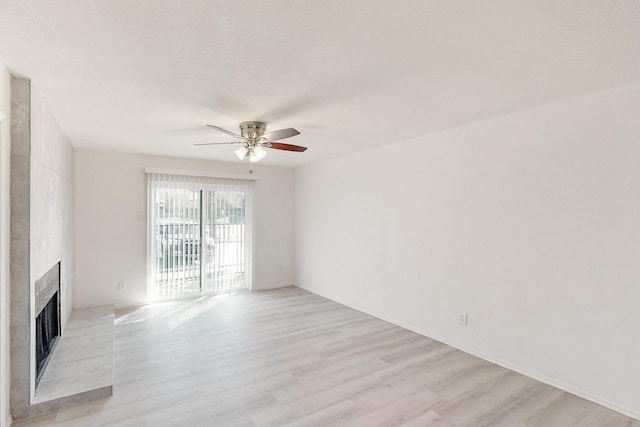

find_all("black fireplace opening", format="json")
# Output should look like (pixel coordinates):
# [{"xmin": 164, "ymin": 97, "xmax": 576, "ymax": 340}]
[{"xmin": 35, "ymin": 291, "xmax": 60, "ymax": 385}]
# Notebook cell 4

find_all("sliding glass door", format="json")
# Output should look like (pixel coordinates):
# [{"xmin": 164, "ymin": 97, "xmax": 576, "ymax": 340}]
[{"xmin": 147, "ymin": 173, "xmax": 253, "ymax": 301}]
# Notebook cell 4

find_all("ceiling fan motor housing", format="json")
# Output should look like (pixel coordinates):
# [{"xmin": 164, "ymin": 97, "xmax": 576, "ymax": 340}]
[
  {"xmin": 199, "ymin": 121, "xmax": 305, "ymax": 153},
  {"xmin": 240, "ymin": 121, "xmax": 266, "ymax": 141}
]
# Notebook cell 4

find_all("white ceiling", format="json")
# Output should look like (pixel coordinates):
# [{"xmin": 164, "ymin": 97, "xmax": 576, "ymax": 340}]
[{"xmin": 1, "ymin": 0, "xmax": 640, "ymax": 167}]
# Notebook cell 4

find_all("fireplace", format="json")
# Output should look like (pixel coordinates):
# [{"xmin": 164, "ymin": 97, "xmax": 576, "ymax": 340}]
[{"xmin": 34, "ymin": 262, "xmax": 61, "ymax": 386}]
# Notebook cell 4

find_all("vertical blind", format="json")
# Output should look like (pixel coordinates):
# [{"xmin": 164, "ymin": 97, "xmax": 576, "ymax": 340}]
[{"xmin": 146, "ymin": 171, "xmax": 254, "ymax": 301}]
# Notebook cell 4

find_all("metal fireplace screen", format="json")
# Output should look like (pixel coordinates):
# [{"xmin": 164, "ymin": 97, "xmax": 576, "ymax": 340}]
[{"xmin": 35, "ymin": 291, "xmax": 60, "ymax": 385}]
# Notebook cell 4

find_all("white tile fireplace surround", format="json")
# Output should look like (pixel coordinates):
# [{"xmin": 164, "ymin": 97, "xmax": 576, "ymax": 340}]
[{"xmin": 9, "ymin": 75, "xmax": 75, "ymax": 420}]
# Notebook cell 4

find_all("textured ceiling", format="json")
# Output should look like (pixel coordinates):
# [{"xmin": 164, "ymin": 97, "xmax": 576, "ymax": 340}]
[{"xmin": 1, "ymin": 0, "xmax": 640, "ymax": 167}]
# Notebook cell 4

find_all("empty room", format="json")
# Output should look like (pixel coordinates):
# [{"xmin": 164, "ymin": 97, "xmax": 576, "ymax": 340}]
[{"xmin": 1, "ymin": 1, "xmax": 639, "ymax": 426}]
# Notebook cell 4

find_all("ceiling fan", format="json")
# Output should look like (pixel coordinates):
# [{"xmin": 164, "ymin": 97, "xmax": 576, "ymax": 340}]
[{"xmin": 195, "ymin": 121, "xmax": 307, "ymax": 163}]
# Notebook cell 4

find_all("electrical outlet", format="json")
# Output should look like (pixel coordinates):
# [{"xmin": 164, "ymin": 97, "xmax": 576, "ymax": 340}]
[
  {"xmin": 117, "ymin": 281, "xmax": 125, "ymax": 291},
  {"xmin": 458, "ymin": 313, "xmax": 468, "ymax": 326}
]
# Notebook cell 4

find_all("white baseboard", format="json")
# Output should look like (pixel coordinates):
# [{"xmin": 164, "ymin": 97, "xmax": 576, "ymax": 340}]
[
  {"xmin": 113, "ymin": 285, "xmax": 296, "ymax": 309},
  {"xmin": 299, "ymin": 286, "xmax": 640, "ymax": 422},
  {"xmin": 252, "ymin": 283, "xmax": 294, "ymax": 291},
  {"xmin": 114, "ymin": 301, "xmax": 148, "ymax": 310},
  {"xmin": 418, "ymin": 328, "xmax": 640, "ymax": 421}
]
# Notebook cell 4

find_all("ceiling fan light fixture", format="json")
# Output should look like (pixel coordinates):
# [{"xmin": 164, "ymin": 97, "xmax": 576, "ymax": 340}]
[
  {"xmin": 249, "ymin": 146, "xmax": 267, "ymax": 163},
  {"xmin": 201, "ymin": 121, "xmax": 306, "ymax": 163},
  {"xmin": 234, "ymin": 146, "xmax": 248, "ymax": 160}
]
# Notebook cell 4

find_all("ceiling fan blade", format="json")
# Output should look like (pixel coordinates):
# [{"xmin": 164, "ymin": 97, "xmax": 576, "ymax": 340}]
[
  {"xmin": 206, "ymin": 124, "xmax": 243, "ymax": 139},
  {"xmin": 193, "ymin": 142, "xmax": 240, "ymax": 146},
  {"xmin": 262, "ymin": 128, "xmax": 300, "ymax": 141},
  {"xmin": 269, "ymin": 142, "xmax": 307, "ymax": 152}
]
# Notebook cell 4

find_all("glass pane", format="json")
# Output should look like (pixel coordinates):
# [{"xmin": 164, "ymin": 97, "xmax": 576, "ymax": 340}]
[
  {"xmin": 153, "ymin": 187, "xmax": 201, "ymax": 300},
  {"xmin": 202, "ymin": 190, "xmax": 247, "ymax": 294}
]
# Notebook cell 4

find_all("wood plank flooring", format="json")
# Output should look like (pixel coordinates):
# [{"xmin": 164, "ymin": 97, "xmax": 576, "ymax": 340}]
[{"xmin": 13, "ymin": 287, "xmax": 640, "ymax": 427}]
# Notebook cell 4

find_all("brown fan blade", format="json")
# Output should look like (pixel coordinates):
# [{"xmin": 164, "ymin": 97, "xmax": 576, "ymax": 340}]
[
  {"xmin": 269, "ymin": 142, "xmax": 307, "ymax": 152},
  {"xmin": 263, "ymin": 128, "xmax": 300, "ymax": 141},
  {"xmin": 206, "ymin": 124, "xmax": 243, "ymax": 139},
  {"xmin": 194, "ymin": 142, "xmax": 240, "ymax": 146}
]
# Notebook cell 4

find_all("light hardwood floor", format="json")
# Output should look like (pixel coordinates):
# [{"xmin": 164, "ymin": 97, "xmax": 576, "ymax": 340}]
[{"xmin": 14, "ymin": 287, "xmax": 640, "ymax": 427}]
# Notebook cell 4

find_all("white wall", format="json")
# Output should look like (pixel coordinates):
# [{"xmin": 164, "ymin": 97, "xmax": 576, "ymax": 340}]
[
  {"xmin": 0, "ymin": 61, "xmax": 11, "ymax": 427},
  {"xmin": 295, "ymin": 81, "xmax": 640, "ymax": 418},
  {"xmin": 73, "ymin": 149, "xmax": 295, "ymax": 308}
]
